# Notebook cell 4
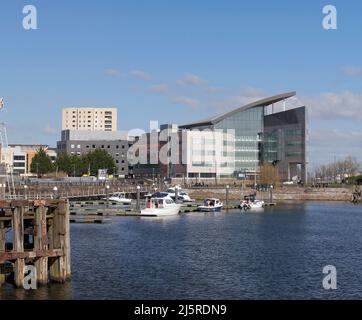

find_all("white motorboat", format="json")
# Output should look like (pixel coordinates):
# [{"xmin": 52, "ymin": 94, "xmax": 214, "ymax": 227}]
[
  {"xmin": 198, "ymin": 198, "xmax": 223, "ymax": 212},
  {"xmin": 239, "ymin": 194, "xmax": 265, "ymax": 211},
  {"xmin": 166, "ymin": 187, "xmax": 194, "ymax": 203},
  {"xmin": 106, "ymin": 192, "xmax": 132, "ymax": 204},
  {"xmin": 141, "ymin": 195, "xmax": 181, "ymax": 217},
  {"xmin": 240, "ymin": 200, "xmax": 265, "ymax": 210}
]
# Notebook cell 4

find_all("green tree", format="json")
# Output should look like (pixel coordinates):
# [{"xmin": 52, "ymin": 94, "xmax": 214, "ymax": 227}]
[
  {"xmin": 55, "ymin": 153, "xmax": 88, "ymax": 177},
  {"xmin": 84, "ymin": 149, "xmax": 117, "ymax": 176},
  {"xmin": 30, "ymin": 147, "xmax": 54, "ymax": 177}
]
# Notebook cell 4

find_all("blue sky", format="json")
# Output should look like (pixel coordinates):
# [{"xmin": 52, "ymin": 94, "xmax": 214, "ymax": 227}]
[{"xmin": 0, "ymin": 0, "xmax": 361, "ymax": 169}]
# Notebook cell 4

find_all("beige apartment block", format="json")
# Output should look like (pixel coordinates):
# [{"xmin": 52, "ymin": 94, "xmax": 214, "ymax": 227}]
[{"xmin": 62, "ymin": 107, "xmax": 118, "ymax": 131}]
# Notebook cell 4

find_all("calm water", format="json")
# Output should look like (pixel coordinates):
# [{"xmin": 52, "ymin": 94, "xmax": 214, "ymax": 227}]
[{"xmin": 1, "ymin": 202, "xmax": 362, "ymax": 300}]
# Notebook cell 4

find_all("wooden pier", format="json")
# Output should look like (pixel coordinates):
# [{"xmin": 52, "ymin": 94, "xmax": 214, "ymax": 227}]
[{"xmin": 0, "ymin": 199, "xmax": 70, "ymax": 288}]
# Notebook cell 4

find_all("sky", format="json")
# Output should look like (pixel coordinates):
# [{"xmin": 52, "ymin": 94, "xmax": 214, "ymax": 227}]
[{"xmin": 0, "ymin": 0, "xmax": 361, "ymax": 170}]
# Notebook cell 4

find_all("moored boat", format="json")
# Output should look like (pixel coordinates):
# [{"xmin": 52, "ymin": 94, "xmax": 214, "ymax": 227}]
[
  {"xmin": 141, "ymin": 195, "xmax": 181, "ymax": 217},
  {"xmin": 106, "ymin": 192, "xmax": 132, "ymax": 204},
  {"xmin": 198, "ymin": 198, "xmax": 223, "ymax": 212}
]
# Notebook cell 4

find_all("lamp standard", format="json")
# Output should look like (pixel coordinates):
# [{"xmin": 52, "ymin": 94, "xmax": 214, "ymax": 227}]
[
  {"xmin": 24, "ymin": 184, "xmax": 28, "ymax": 200},
  {"xmin": 136, "ymin": 185, "xmax": 141, "ymax": 212},
  {"xmin": 106, "ymin": 184, "xmax": 110, "ymax": 208},
  {"xmin": 226, "ymin": 185, "xmax": 230, "ymax": 211},
  {"xmin": 53, "ymin": 186, "xmax": 58, "ymax": 199}
]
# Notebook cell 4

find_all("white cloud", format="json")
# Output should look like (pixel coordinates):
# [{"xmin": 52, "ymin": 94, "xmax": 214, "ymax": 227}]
[
  {"xmin": 149, "ymin": 84, "xmax": 168, "ymax": 93},
  {"xmin": 177, "ymin": 73, "xmax": 206, "ymax": 86},
  {"xmin": 340, "ymin": 66, "xmax": 362, "ymax": 77},
  {"xmin": 303, "ymin": 91, "xmax": 362, "ymax": 121},
  {"xmin": 129, "ymin": 69, "xmax": 152, "ymax": 81},
  {"xmin": 104, "ymin": 68, "xmax": 121, "ymax": 77},
  {"xmin": 172, "ymin": 96, "xmax": 199, "ymax": 109},
  {"xmin": 309, "ymin": 128, "xmax": 362, "ymax": 165}
]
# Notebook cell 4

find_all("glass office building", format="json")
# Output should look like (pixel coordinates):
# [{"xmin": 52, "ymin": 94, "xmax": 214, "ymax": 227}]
[{"xmin": 179, "ymin": 92, "xmax": 307, "ymax": 182}]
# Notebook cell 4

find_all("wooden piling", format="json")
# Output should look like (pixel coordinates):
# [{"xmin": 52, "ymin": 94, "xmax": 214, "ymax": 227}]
[
  {"xmin": 0, "ymin": 200, "xmax": 71, "ymax": 289},
  {"xmin": 12, "ymin": 207, "xmax": 25, "ymax": 287},
  {"xmin": 34, "ymin": 205, "xmax": 48, "ymax": 285}
]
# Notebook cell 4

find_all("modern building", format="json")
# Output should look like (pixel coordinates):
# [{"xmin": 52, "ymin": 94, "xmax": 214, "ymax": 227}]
[
  {"xmin": 179, "ymin": 92, "xmax": 307, "ymax": 182},
  {"xmin": 62, "ymin": 107, "xmax": 117, "ymax": 131},
  {"xmin": 0, "ymin": 144, "xmax": 56, "ymax": 176},
  {"xmin": 57, "ymin": 130, "xmax": 129, "ymax": 176},
  {"xmin": 130, "ymin": 92, "xmax": 307, "ymax": 183}
]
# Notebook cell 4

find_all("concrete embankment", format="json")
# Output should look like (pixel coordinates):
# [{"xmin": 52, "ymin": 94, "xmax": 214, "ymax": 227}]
[{"xmin": 185, "ymin": 187, "xmax": 353, "ymax": 202}]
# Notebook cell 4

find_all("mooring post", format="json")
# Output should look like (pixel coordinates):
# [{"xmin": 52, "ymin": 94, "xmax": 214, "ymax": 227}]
[
  {"xmin": 34, "ymin": 204, "xmax": 48, "ymax": 285},
  {"xmin": 175, "ymin": 187, "xmax": 179, "ymax": 204},
  {"xmin": 49, "ymin": 201, "xmax": 67, "ymax": 283},
  {"xmin": 13, "ymin": 206, "xmax": 25, "ymax": 288},
  {"xmin": 0, "ymin": 221, "xmax": 5, "ymax": 286}
]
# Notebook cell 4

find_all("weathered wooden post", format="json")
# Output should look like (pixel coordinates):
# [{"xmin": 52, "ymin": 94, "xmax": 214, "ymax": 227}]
[
  {"xmin": 34, "ymin": 204, "xmax": 48, "ymax": 285},
  {"xmin": 49, "ymin": 200, "xmax": 68, "ymax": 283},
  {"xmin": 13, "ymin": 206, "xmax": 25, "ymax": 288},
  {"xmin": 226, "ymin": 185, "xmax": 230, "ymax": 211}
]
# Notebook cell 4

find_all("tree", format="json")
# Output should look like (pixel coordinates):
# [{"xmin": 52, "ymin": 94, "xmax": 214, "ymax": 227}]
[
  {"xmin": 55, "ymin": 153, "xmax": 88, "ymax": 177},
  {"xmin": 30, "ymin": 147, "xmax": 53, "ymax": 177},
  {"xmin": 259, "ymin": 163, "xmax": 280, "ymax": 186},
  {"xmin": 84, "ymin": 149, "xmax": 117, "ymax": 176}
]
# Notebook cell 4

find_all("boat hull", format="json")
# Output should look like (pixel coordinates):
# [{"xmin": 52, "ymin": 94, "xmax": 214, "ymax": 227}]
[
  {"xmin": 140, "ymin": 204, "xmax": 182, "ymax": 217},
  {"xmin": 198, "ymin": 205, "xmax": 223, "ymax": 212}
]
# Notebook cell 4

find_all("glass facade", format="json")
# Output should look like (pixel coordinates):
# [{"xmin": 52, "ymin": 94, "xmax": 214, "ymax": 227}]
[{"xmin": 214, "ymin": 106, "xmax": 264, "ymax": 174}]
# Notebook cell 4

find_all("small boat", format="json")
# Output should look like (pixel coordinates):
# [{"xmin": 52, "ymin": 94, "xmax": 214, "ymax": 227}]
[
  {"xmin": 106, "ymin": 192, "xmax": 132, "ymax": 204},
  {"xmin": 141, "ymin": 195, "xmax": 181, "ymax": 217},
  {"xmin": 198, "ymin": 198, "xmax": 223, "ymax": 212},
  {"xmin": 166, "ymin": 187, "xmax": 194, "ymax": 203},
  {"xmin": 239, "ymin": 194, "xmax": 265, "ymax": 211}
]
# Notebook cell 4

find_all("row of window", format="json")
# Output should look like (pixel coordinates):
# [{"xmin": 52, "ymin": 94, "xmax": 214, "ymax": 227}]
[{"xmin": 71, "ymin": 144, "xmax": 126, "ymax": 150}]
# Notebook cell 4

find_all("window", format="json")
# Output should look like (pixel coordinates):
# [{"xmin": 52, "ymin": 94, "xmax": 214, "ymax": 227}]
[
  {"xmin": 13, "ymin": 162, "xmax": 25, "ymax": 168},
  {"xmin": 122, "ymin": 145, "xmax": 125, "ymax": 149},
  {"xmin": 121, "ymin": 160, "xmax": 125, "ymax": 164},
  {"xmin": 116, "ymin": 153, "xmax": 119, "ymax": 157},
  {"xmin": 71, "ymin": 144, "xmax": 75, "ymax": 149},
  {"xmin": 116, "ymin": 160, "xmax": 119, "ymax": 164},
  {"xmin": 86, "ymin": 145, "xmax": 90, "ymax": 148},
  {"xmin": 121, "ymin": 168, "xmax": 125, "ymax": 171},
  {"xmin": 92, "ymin": 145, "xmax": 96, "ymax": 149},
  {"xmin": 77, "ymin": 145, "xmax": 81, "ymax": 149},
  {"xmin": 14, "ymin": 155, "xmax": 25, "ymax": 161}
]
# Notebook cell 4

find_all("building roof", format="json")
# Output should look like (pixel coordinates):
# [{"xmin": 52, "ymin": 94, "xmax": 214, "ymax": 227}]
[{"xmin": 179, "ymin": 91, "xmax": 296, "ymax": 129}]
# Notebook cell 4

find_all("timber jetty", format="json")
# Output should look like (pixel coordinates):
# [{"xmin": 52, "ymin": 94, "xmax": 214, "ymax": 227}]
[{"xmin": 0, "ymin": 199, "xmax": 71, "ymax": 288}]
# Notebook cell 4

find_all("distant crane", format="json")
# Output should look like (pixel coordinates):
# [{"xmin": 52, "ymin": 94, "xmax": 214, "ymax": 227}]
[{"xmin": 0, "ymin": 97, "xmax": 16, "ymax": 198}]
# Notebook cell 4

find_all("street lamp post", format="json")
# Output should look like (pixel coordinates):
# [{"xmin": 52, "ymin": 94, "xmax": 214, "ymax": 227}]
[
  {"xmin": 53, "ymin": 186, "xmax": 58, "ymax": 199},
  {"xmin": 226, "ymin": 185, "xmax": 230, "ymax": 211},
  {"xmin": 136, "ymin": 185, "xmax": 141, "ymax": 212},
  {"xmin": 24, "ymin": 185, "xmax": 28, "ymax": 200},
  {"xmin": 106, "ymin": 185, "xmax": 110, "ymax": 208},
  {"xmin": 269, "ymin": 185, "xmax": 274, "ymax": 204}
]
